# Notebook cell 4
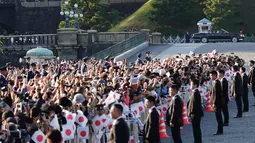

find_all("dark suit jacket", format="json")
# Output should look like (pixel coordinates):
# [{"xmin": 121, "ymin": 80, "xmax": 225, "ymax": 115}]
[
  {"xmin": 166, "ymin": 94, "xmax": 183, "ymax": 127},
  {"xmin": 187, "ymin": 89, "xmax": 204, "ymax": 118},
  {"xmin": 248, "ymin": 67, "xmax": 255, "ymax": 89},
  {"xmin": 109, "ymin": 118, "xmax": 130, "ymax": 143},
  {"xmin": 221, "ymin": 78, "xmax": 229, "ymax": 103},
  {"xmin": 27, "ymin": 70, "xmax": 36, "ymax": 81},
  {"xmin": 231, "ymin": 72, "xmax": 243, "ymax": 96},
  {"xmin": 242, "ymin": 73, "xmax": 248, "ymax": 93},
  {"xmin": 143, "ymin": 108, "xmax": 160, "ymax": 143},
  {"xmin": 210, "ymin": 79, "xmax": 225, "ymax": 108},
  {"xmin": 0, "ymin": 74, "xmax": 7, "ymax": 87}
]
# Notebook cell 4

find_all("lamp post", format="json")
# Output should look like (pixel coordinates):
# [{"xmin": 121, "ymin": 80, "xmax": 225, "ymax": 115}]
[
  {"xmin": 73, "ymin": 3, "xmax": 83, "ymax": 29},
  {"xmin": 60, "ymin": 1, "xmax": 83, "ymax": 29}
]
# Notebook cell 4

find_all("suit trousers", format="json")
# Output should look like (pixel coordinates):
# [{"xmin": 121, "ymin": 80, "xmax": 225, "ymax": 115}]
[
  {"xmin": 191, "ymin": 117, "xmax": 202, "ymax": 143},
  {"xmin": 171, "ymin": 125, "xmax": 183, "ymax": 143},
  {"xmin": 215, "ymin": 107, "xmax": 223, "ymax": 133},
  {"xmin": 222, "ymin": 102, "xmax": 229, "ymax": 124},
  {"xmin": 235, "ymin": 95, "xmax": 243, "ymax": 117},
  {"xmin": 242, "ymin": 88, "xmax": 249, "ymax": 111}
]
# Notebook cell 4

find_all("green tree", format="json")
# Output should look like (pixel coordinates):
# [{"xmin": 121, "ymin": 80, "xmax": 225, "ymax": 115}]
[
  {"xmin": 149, "ymin": 0, "xmax": 204, "ymax": 35},
  {"xmin": 59, "ymin": 0, "xmax": 121, "ymax": 32},
  {"xmin": 204, "ymin": 0, "xmax": 255, "ymax": 34}
]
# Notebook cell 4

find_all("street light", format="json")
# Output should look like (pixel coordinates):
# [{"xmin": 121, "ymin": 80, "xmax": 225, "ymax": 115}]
[{"xmin": 60, "ymin": 1, "xmax": 84, "ymax": 29}]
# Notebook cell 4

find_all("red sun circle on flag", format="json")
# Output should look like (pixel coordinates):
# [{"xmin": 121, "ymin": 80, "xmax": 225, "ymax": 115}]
[
  {"xmin": 65, "ymin": 129, "xmax": 72, "ymax": 136},
  {"xmin": 36, "ymin": 135, "xmax": 43, "ymax": 142},
  {"xmin": 130, "ymin": 139, "xmax": 134, "ymax": 143},
  {"xmin": 226, "ymin": 73, "xmax": 229, "ymax": 77},
  {"xmin": 67, "ymin": 114, "xmax": 73, "ymax": 120},
  {"xmin": 113, "ymin": 94, "xmax": 116, "ymax": 99},
  {"xmin": 205, "ymin": 81, "xmax": 208, "ymax": 84},
  {"xmin": 78, "ymin": 116, "xmax": 84, "ymax": 122},
  {"xmin": 163, "ymin": 107, "xmax": 167, "ymax": 111},
  {"xmin": 200, "ymin": 90, "xmax": 202, "ymax": 93},
  {"xmin": 80, "ymin": 131, "xmax": 87, "ymax": 137},
  {"xmin": 102, "ymin": 119, "xmax": 106, "ymax": 123},
  {"xmin": 108, "ymin": 124, "xmax": 112, "ymax": 129},
  {"xmin": 134, "ymin": 110, "xmax": 138, "ymax": 114},
  {"xmin": 61, "ymin": 137, "xmax": 63, "ymax": 142},
  {"xmin": 188, "ymin": 88, "xmax": 191, "ymax": 92},
  {"xmin": 95, "ymin": 120, "xmax": 101, "ymax": 126},
  {"xmin": 138, "ymin": 106, "xmax": 143, "ymax": 111}
]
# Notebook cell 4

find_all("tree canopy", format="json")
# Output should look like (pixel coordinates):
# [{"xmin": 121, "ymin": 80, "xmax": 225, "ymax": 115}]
[{"xmin": 59, "ymin": 0, "xmax": 121, "ymax": 32}]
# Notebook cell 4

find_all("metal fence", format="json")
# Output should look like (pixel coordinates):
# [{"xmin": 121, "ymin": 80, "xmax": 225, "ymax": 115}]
[
  {"xmin": 162, "ymin": 35, "xmax": 186, "ymax": 43},
  {"xmin": 93, "ymin": 32, "xmax": 147, "ymax": 59},
  {"xmin": 243, "ymin": 35, "xmax": 255, "ymax": 42}
]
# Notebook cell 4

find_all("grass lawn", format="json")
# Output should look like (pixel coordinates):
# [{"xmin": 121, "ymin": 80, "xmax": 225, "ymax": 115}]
[{"xmin": 109, "ymin": 0, "xmax": 156, "ymax": 32}]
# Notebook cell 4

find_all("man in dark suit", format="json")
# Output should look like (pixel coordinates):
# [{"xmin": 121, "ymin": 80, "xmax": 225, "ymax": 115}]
[
  {"xmin": 187, "ymin": 79, "xmax": 203, "ymax": 143},
  {"xmin": 144, "ymin": 95, "xmax": 160, "ymax": 143},
  {"xmin": 210, "ymin": 71, "xmax": 224, "ymax": 135},
  {"xmin": 166, "ymin": 84, "xmax": 183, "ymax": 143},
  {"xmin": 0, "ymin": 66, "xmax": 8, "ymax": 88},
  {"xmin": 27, "ymin": 63, "xmax": 37, "ymax": 81},
  {"xmin": 145, "ymin": 51, "xmax": 152, "ymax": 62},
  {"xmin": 231, "ymin": 65, "xmax": 243, "ymax": 118},
  {"xmin": 218, "ymin": 70, "xmax": 229, "ymax": 126},
  {"xmin": 248, "ymin": 60, "xmax": 255, "ymax": 106},
  {"xmin": 41, "ymin": 63, "xmax": 49, "ymax": 76},
  {"xmin": 109, "ymin": 104, "xmax": 130, "ymax": 143},
  {"xmin": 240, "ymin": 67, "xmax": 249, "ymax": 112}
]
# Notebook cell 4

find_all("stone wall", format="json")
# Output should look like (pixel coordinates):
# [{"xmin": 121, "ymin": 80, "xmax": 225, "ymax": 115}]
[{"xmin": 14, "ymin": 1, "xmax": 61, "ymax": 34}]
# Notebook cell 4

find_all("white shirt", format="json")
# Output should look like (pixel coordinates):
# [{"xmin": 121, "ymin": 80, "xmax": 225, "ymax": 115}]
[
  {"xmin": 192, "ymin": 88, "xmax": 198, "ymax": 92},
  {"xmin": 148, "ymin": 106, "xmax": 155, "ymax": 113},
  {"xmin": 113, "ymin": 116, "xmax": 123, "ymax": 125}
]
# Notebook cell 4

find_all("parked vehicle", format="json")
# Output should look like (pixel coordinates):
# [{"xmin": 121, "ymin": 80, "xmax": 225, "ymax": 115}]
[{"xmin": 191, "ymin": 29, "xmax": 245, "ymax": 43}]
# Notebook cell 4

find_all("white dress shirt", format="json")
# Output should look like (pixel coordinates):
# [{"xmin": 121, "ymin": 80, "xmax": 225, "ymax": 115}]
[
  {"xmin": 113, "ymin": 116, "xmax": 123, "ymax": 125},
  {"xmin": 148, "ymin": 106, "xmax": 155, "ymax": 113}
]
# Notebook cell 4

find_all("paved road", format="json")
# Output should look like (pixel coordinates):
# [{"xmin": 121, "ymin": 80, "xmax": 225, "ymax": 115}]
[{"xmin": 131, "ymin": 43, "xmax": 255, "ymax": 143}]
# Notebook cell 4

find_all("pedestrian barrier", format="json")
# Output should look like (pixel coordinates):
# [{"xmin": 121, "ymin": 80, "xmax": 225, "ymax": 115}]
[
  {"xmin": 182, "ymin": 102, "xmax": 191, "ymax": 125},
  {"xmin": 205, "ymin": 92, "xmax": 214, "ymax": 112},
  {"xmin": 159, "ymin": 111, "xmax": 169, "ymax": 138}
]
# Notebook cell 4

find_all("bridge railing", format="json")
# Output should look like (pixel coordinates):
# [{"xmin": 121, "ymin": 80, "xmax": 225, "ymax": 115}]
[
  {"xmin": 0, "ymin": 34, "xmax": 57, "ymax": 49},
  {"xmin": 97, "ymin": 32, "xmax": 139, "ymax": 43},
  {"xmin": 0, "ymin": 0, "xmax": 14, "ymax": 4},
  {"xmin": 93, "ymin": 32, "xmax": 147, "ymax": 59}
]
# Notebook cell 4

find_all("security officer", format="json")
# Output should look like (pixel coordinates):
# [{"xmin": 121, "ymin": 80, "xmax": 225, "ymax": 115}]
[
  {"xmin": 81, "ymin": 56, "xmax": 90, "ymax": 75},
  {"xmin": 27, "ymin": 63, "xmax": 37, "ymax": 81},
  {"xmin": 41, "ymin": 63, "xmax": 49, "ymax": 76},
  {"xmin": 136, "ymin": 53, "xmax": 143, "ymax": 65},
  {"xmin": 145, "ymin": 51, "xmax": 152, "ymax": 62},
  {"xmin": 104, "ymin": 55, "xmax": 111, "ymax": 69},
  {"xmin": 0, "ymin": 65, "xmax": 8, "ymax": 88}
]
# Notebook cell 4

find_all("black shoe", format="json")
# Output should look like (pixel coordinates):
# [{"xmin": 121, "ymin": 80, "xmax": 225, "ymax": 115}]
[
  {"xmin": 213, "ymin": 132, "xmax": 223, "ymax": 135},
  {"xmin": 234, "ymin": 116, "xmax": 242, "ymax": 118},
  {"xmin": 223, "ymin": 123, "xmax": 229, "ymax": 126}
]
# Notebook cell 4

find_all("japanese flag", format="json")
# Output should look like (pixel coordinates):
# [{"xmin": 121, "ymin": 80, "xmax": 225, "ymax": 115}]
[
  {"xmin": 31, "ymin": 129, "xmax": 46, "ymax": 143},
  {"xmin": 129, "ymin": 136, "xmax": 135, "ymax": 143},
  {"xmin": 131, "ymin": 103, "xmax": 140, "ymax": 118},
  {"xmin": 151, "ymin": 90, "xmax": 157, "ymax": 97},
  {"xmin": 157, "ymin": 104, "xmax": 168, "ymax": 115},
  {"xmin": 61, "ymin": 124, "xmax": 75, "ymax": 140},
  {"xmin": 103, "ymin": 91, "xmax": 121, "ymax": 106},
  {"xmin": 92, "ymin": 115, "xmax": 103, "ymax": 131},
  {"xmin": 116, "ymin": 61, "xmax": 123, "ymax": 66},
  {"xmin": 135, "ymin": 101, "xmax": 145, "ymax": 113},
  {"xmin": 121, "ymin": 103, "xmax": 130, "ymax": 113},
  {"xmin": 77, "ymin": 126, "xmax": 89, "ymax": 139},
  {"xmin": 63, "ymin": 110, "xmax": 76, "ymax": 125},
  {"xmin": 105, "ymin": 114, "xmax": 114, "ymax": 132},
  {"xmin": 100, "ymin": 114, "xmax": 108, "ymax": 127},
  {"xmin": 75, "ymin": 110, "xmax": 88, "ymax": 127},
  {"xmin": 50, "ymin": 114, "xmax": 60, "ymax": 130}
]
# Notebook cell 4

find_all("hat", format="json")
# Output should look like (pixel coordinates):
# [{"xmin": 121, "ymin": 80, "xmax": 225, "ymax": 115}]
[
  {"xmin": 146, "ymin": 51, "xmax": 150, "ymax": 54},
  {"xmin": 0, "ymin": 66, "xmax": 7, "ymax": 71},
  {"xmin": 31, "ymin": 63, "xmax": 36, "ymax": 66},
  {"xmin": 250, "ymin": 60, "xmax": 255, "ymax": 64},
  {"xmin": 83, "ymin": 56, "xmax": 90, "ymax": 62},
  {"xmin": 137, "ymin": 53, "xmax": 142, "ymax": 57},
  {"xmin": 72, "ymin": 93, "xmax": 85, "ymax": 104},
  {"xmin": 42, "ymin": 63, "xmax": 48, "ymax": 67}
]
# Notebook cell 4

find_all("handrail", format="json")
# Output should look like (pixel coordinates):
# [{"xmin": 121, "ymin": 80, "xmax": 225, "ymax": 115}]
[{"xmin": 93, "ymin": 32, "xmax": 147, "ymax": 59}]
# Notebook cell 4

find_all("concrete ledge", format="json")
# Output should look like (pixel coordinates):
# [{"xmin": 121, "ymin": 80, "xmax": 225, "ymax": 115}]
[{"xmin": 114, "ymin": 41, "xmax": 149, "ymax": 62}]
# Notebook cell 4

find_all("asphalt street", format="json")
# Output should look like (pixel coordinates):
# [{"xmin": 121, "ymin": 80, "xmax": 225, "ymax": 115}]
[{"xmin": 131, "ymin": 42, "xmax": 255, "ymax": 143}]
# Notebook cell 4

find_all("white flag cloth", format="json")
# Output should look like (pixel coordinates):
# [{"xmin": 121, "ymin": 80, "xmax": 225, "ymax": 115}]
[
  {"xmin": 31, "ymin": 129, "xmax": 46, "ymax": 143},
  {"xmin": 103, "ymin": 91, "xmax": 121, "ymax": 106},
  {"xmin": 133, "ymin": 101, "xmax": 145, "ymax": 113},
  {"xmin": 77, "ymin": 126, "xmax": 89, "ymax": 139},
  {"xmin": 75, "ymin": 110, "xmax": 88, "ymax": 127},
  {"xmin": 105, "ymin": 114, "xmax": 114, "ymax": 132},
  {"xmin": 156, "ymin": 104, "xmax": 168, "ymax": 115},
  {"xmin": 50, "ymin": 114, "xmax": 60, "ymax": 130},
  {"xmin": 130, "ymin": 103, "xmax": 140, "ymax": 118},
  {"xmin": 61, "ymin": 124, "xmax": 75, "ymax": 140},
  {"xmin": 129, "ymin": 136, "xmax": 135, "ymax": 143},
  {"xmin": 92, "ymin": 115, "xmax": 103, "ymax": 132},
  {"xmin": 63, "ymin": 110, "xmax": 76, "ymax": 125},
  {"xmin": 116, "ymin": 61, "xmax": 123, "ymax": 66}
]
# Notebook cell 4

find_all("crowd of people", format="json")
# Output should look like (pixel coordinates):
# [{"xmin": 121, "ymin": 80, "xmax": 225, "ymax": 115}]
[{"xmin": 0, "ymin": 49, "xmax": 254, "ymax": 143}]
